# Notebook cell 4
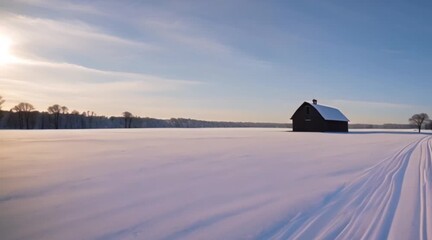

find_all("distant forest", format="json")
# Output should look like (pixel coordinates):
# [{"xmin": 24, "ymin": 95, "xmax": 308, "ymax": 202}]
[{"xmin": 0, "ymin": 110, "xmax": 290, "ymax": 129}]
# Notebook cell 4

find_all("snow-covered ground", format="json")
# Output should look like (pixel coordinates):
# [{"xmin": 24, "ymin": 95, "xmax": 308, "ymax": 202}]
[{"xmin": 0, "ymin": 128, "xmax": 431, "ymax": 240}]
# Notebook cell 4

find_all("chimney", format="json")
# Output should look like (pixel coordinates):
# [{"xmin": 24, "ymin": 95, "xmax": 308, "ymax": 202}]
[{"xmin": 312, "ymin": 99, "xmax": 317, "ymax": 105}]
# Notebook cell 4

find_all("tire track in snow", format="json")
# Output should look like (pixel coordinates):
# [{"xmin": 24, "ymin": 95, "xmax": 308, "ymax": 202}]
[{"xmin": 261, "ymin": 136, "xmax": 432, "ymax": 240}]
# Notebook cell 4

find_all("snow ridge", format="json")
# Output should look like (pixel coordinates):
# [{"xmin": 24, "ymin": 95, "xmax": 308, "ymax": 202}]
[{"xmin": 264, "ymin": 136, "xmax": 432, "ymax": 240}]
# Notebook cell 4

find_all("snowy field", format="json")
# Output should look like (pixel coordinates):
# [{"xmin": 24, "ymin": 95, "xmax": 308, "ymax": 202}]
[{"xmin": 1, "ymin": 128, "xmax": 431, "ymax": 240}]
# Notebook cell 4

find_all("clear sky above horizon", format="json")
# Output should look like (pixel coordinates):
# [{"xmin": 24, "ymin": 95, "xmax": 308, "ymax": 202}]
[{"xmin": 0, "ymin": 0, "xmax": 431, "ymax": 124}]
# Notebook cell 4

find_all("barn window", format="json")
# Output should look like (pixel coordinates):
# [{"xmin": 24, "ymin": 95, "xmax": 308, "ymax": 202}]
[{"xmin": 306, "ymin": 106, "xmax": 310, "ymax": 114}]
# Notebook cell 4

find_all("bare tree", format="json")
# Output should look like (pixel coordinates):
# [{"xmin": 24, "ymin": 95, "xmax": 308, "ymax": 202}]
[
  {"xmin": 123, "ymin": 111, "xmax": 133, "ymax": 128},
  {"xmin": 0, "ymin": 96, "xmax": 5, "ymax": 111},
  {"xmin": 69, "ymin": 110, "xmax": 79, "ymax": 128},
  {"xmin": 409, "ymin": 113, "xmax": 430, "ymax": 133},
  {"xmin": 61, "ymin": 106, "xmax": 69, "ymax": 128},
  {"xmin": 0, "ymin": 96, "xmax": 5, "ymax": 119},
  {"xmin": 61, "ymin": 106, "xmax": 69, "ymax": 114},
  {"xmin": 47, "ymin": 104, "xmax": 61, "ymax": 129},
  {"xmin": 47, "ymin": 104, "xmax": 68, "ymax": 129},
  {"xmin": 81, "ymin": 111, "xmax": 87, "ymax": 128},
  {"xmin": 87, "ymin": 111, "xmax": 96, "ymax": 128},
  {"xmin": 11, "ymin": 102, "xmax": 35, "ymax": 129}
]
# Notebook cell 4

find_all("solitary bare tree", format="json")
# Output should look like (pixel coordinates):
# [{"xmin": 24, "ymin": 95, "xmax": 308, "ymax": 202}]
[
  {"xmin": 123, "ymin": 111, "xmax": 133, "ymax": 128},
  {"xmin": 11, "ymin": 102, "xmax": 35, "ymax": 129},
  {"xmin": 409, "ymin": 113, "xmax": 430, "ymax": 133}
]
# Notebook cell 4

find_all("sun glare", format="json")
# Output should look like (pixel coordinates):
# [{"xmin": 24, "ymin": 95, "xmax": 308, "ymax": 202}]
[{"xmin": 0, "ymin": 35, "xmax": 15, "ymax": 64}]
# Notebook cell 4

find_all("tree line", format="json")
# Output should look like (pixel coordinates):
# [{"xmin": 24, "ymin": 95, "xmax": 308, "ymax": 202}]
[{"xmin": 0, "ymin": 96, "xmax": 288, "ymax": 129}]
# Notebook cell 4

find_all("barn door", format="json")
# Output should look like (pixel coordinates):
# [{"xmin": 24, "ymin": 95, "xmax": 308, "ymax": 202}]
[{"xmin": 305, "ymin": 119, "xmax": 312, "ymax": 131}]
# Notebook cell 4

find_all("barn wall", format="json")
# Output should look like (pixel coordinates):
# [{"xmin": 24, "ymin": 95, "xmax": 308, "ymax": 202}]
[
  {"xmin": 324, "ymin": 120, "xmax": 348, "ymax": 132},
  {"xmin": 292, "ymin": 103, "xmax": 326, "ymax": 132}
]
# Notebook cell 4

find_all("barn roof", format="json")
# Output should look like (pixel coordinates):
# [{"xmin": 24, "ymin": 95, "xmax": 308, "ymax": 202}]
[{"xmin": 310, "ymin": 103, "xmax": 349, "ymax": 122}]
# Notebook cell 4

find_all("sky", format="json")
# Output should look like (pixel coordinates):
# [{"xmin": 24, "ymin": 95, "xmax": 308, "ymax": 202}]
[{"xmin": 0, "ymin": 0, "xmax": 431, "ymax": 124}]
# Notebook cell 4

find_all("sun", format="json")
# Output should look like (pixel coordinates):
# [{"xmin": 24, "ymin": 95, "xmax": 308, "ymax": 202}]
[{"xmin": 0, "ymin": 35, "xmax": 15, "ymax": 64}]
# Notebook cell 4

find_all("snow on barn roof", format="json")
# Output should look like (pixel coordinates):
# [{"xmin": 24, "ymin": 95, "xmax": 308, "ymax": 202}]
[{"xmin": 310, "ymin": 102, "xmax": 349, "ymax": 122}]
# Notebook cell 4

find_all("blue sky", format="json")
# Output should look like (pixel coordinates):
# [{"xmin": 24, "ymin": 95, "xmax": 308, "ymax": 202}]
[{"xmin": 0, "ymin": 0, "xmax": 431, "ymax": 124}]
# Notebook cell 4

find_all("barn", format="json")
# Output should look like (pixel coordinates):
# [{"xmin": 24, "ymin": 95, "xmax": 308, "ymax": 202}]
[{"xmin": 291, "ymin": 99, "xmax": 349, "ymax": 132}]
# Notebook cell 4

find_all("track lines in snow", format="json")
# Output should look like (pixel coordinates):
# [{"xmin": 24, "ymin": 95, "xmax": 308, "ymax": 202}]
[
  {"xmin": 419, "ymin": 137, "xmax": 431, "ymax": 240},
  {"xmin": 263, "ymin": 136, "xmax": 432, "ymax": 240},
  {"xmin": 387, "ymin": 136, "xmax": 431, "ymax": 240}
]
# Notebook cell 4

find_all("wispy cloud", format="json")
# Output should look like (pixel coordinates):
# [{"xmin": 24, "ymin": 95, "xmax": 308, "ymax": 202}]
[
  {"xmin": 0, "ymin": 13, "xmax": 159, "ymax": 61},
  {"xmin": 14, "ymin": 0, "xmax": 103, "ymax": 15},
  {"xmin": 326, "ymin": 99, "xmax": 428, "ymax": 124},
  {"xmin": 330, "ymin": 99, "xmax": 416, "ymax": 109},
  {"xmin": 140, "ymin": 18, "xmax": 231, "ymax": 54},
  {"xmin": 138, "ymin": 16, "xmax": 274, "ymax": 69},
  {"xmin": 0, "ymin": 58, "xmax": 201, "ymax": 114},
  {"xmin": 12, "ymin": 57, "xmax": 200, "ymax": 85}
]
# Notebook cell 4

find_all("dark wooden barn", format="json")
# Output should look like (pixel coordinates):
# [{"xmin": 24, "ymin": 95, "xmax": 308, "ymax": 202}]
[{"xmin": 291, "ymin": 99, "xmax": 349, "ymax": 132}]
